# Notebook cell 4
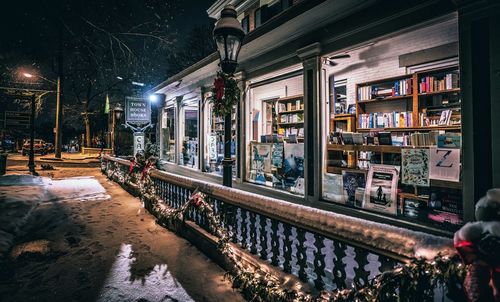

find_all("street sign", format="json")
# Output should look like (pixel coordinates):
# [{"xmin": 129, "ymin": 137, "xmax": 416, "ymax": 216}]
[
  {"xmin": 133, "ymin": 132, "xmax": 145, "ymax": 156},
  {"xmin": 4, "ymin": 111, "xmax": 30, "ymax": 129},
  {"xmin": 125, "ymin": 97, "xmax": 151, "ymax": 125}
]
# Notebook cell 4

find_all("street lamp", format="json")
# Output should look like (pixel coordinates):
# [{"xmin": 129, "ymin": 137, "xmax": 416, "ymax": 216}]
[
  {"xmin": 213, "ymin": 5, "xmax": 245, "ymax": 187},
  {"xmin": 111, "ymin": 103, "xmax": 124, "ymax": 155},
  {"xmin": 213, "ymin": 5, "xmax": 245, "ymax": 75},
  {"xmin": 21, "ymin": 70, "xmax": 63, "ymax": 159}
]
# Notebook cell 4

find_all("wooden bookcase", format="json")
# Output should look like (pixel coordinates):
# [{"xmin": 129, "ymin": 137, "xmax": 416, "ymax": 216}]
[
  {"xmin": 277, "ymin": 94, "xmax": 304, "ymax": 141},
  {"xmin": 355, "ymin": 66, "xmax": 461, "ymax": 131}
]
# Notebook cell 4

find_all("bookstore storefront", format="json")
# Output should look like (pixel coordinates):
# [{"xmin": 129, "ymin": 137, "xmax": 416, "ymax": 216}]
[
  {"xmin": 321, "ymin": 14, "xmax": 463, "ymax": 231},
  {"xmin": 245, "ymin": 69, "xmax": 305, "ymax": 195}
]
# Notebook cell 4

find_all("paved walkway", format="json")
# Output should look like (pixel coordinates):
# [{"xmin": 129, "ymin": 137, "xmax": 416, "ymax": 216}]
[{"xmin": 0, "ymin": 164, "xmax": 244, "ymax": 302}]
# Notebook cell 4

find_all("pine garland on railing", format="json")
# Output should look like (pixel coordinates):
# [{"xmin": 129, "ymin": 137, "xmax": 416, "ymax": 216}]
[{"xmin": 101, "ymin": 157, "xmax": 467, "ymax": 302}]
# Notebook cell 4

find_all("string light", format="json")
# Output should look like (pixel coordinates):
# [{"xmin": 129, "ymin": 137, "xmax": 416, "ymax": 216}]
[{"xmin": 102, "ymin": 156, "xmax": 469, "ymax": 302}]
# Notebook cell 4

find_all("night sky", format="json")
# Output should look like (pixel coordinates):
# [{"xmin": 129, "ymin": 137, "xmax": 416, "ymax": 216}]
[{"xmin": 0, "ymin": 0, "xmax": 215, "ymax": 56}]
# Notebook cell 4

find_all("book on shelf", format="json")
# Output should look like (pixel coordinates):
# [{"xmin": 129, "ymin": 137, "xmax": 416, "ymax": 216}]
[
  {"xmin": 358, "ymin": 111, "xmax": 413, "ymax": 129},
  {"xmin": 419, "ymin": 73, "xmax": 459, "ymax": 93}
]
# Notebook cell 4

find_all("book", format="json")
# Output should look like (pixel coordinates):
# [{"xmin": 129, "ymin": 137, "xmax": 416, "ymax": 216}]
[
  {"xmin": 429, "ymin": 147, "xmax": 460, "ymax": 182},
  {"xmin": 401, "ymin": 148, "xmax": 430, "ymax": 186},
  {"xmin": 378, "ymin": 132, "xmax": 392, "ymax": 145},
  {"xmin": 364, "ymin": 164, "xmax": 400, "ymax": 215},
  {"xmin": 437, "ymin": 133, "xmax": 461, "ymax": 148}
]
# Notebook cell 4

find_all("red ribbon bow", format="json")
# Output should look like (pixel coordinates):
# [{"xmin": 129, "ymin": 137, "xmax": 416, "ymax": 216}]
[{"xmin": 214, "ymin": 76, "xmax": 225, "ymax": 101}]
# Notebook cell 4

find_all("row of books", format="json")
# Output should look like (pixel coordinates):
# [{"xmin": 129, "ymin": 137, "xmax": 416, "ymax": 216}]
[
  {"xmin": 358, "ymin": 111, "xmax": 414, "ymax": 129},
  {"xmin": 278, "ymin": 127, "xmax": 304, "ymax": 137},
  {"xmin": 419, "ymin": 73, "xmax": 459, "ymax": 93},
  {"xmin": 393, "ymin": 78, "xmax": 413, "ymax": 96},
  {"xmin": 330, "ymin": 131, "xmax": 460, "ymax": 148},
  {"xmin": 278, "ymin": 100, "xmax": 303, "ymax": 112},
  {"xmin": 357, "ymin": 78, "xmax": 413, "ymax": 101},
  {"xmin": 280, "ymin": 113, "xmax": 304, "ymax": 123}
]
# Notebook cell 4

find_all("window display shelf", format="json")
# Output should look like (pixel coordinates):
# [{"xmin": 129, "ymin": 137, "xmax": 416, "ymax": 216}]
[
  {"xmin": 278, "ymin": 109, "xmax": 303, "ymax": 114},
  {"xmin": 327, "ymin": 144, "xmax": 401, "ymax": 153},
  {"xmin": 278, "ymin": 122, "xmax": 304, "ymax": 126},
  {"xmin": 357, "ymin": 125, "xmax": 461, "ymax": 132},
  {"xmin": 418, "ymin": 88, "xmax": 460, "ymax": 97},
  {"xmin": 358, "ymin": 94, "xmax": 413, "ymax": 103}
]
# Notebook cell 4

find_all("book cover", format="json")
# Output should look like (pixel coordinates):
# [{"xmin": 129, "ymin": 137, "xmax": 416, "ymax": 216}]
[
  {"xmin": 427, "ymin": 187, "xmax": 463, "ymax": 226},
  {"xmin": 250, "ymin": 142, "xmax": 272, "ymax": 174},
  {"xmin": 342, "ymin": 170, "xmax": 366, "ymax": 207},
  {"xmin": 401, "ymin": 148, "xmax": 430, "ymax": 186},
  {"xmin": 429, "ymin": 147, "xmax": 460, "ymax": 182},
  {"xmin": 364, "ymin": 164, "xmax": 400, "ymax": 215},
  {"xmin": 323, "ymin": 173, "xmax": 343, "ymax": 202},
  {"xmin": 283, "ymin": 143, "xmax": 305, "ymax": 182},
  {"xmin": 437, "ymin": 134, "xmax": 461, "ymax": 148},
  {"xmin": 378, "ymin": 132, "xmax": 392, "ymax": 145}
]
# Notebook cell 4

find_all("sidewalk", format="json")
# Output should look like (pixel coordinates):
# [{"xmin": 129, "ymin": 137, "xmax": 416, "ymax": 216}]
[{"xmin": 0, "ymin": 167, "xmax": 243, "ymax": 302}]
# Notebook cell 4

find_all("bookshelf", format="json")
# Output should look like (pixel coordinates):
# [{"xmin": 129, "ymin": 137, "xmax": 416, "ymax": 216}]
[
  {"xmin": 356, "ymin": 67, "xmax": 460, "ymax": 131},
  {"xmin": 277, "ymin": 95, "xmax": 304, "ymax": 141},
  {"xmin": 325, "ymin": 66, "xmax": 463, "ymax": 230}
]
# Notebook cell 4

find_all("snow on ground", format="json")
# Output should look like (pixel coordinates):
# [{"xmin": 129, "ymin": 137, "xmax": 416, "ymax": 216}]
[
  {"xmin": 0, "ymin": 174, "xmax": 109, "ymax": 258},
  {"xmin": 0, "ymin": 167, "xmax": 243, "ymax": 302},
  {"xmin": 97, "ymin": 243, "xmax": 194, "ymax": 302}
]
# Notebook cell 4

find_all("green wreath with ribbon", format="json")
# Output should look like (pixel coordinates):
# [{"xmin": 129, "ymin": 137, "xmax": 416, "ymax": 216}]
[{"xmin": 208, "ymin": 71, "xmax": 240, "ymax": 117}]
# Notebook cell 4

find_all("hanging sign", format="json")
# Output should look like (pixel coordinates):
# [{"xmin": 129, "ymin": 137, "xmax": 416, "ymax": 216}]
[
  {"xmin": 133, "ymin": 132, "xmax": 145, "ymax": 156},
  {"xmin": 125, "ymin": 97, "xmax": 151, "ymax": 125}
]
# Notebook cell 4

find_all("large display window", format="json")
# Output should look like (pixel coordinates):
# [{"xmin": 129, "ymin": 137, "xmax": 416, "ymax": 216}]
[
  {"xmin": 179, "ymin": 99, "xmax": 199, "ymax": 169},
  {"xmin": 160, "ymin": 105, "xmax": 176, "ymax": 163},
  {"xmin": 203, "ymin": 99, "xmax": 236, "ymax": 177},
  {"xmin": 246, "ymin": 74, "xmax": 305, "ymax": 195},
  {"xmin": 322, "ymin": 17, "xmax": 463, "ymax": 231}
]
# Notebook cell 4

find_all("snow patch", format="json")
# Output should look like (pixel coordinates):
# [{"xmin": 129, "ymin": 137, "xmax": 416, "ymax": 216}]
[
  {"xmin": 97, "ymin": 243, "xmax": 194, "ymax": 302},
  {"xmin": 45, "ymin": 177, "xmax": 110, "ymax": 202}
]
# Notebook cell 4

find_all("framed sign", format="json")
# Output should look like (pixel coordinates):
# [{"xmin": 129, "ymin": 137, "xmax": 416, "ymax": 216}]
[{"xmin": 125, "ymin": 97, "xmax": 151, "ymax": 125}]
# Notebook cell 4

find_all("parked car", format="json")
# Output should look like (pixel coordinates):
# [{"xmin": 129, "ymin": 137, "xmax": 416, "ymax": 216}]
[
  {"xmin": 0, "ymin": 138, "xmax": 16, "ymax": 152},
  {"xmin": 46, "ymin": 143, "xmax": 54, "ymax": 153},
  {"xmin": 22, "ymin": 139, "xmax": 47, "ymax": 156}
]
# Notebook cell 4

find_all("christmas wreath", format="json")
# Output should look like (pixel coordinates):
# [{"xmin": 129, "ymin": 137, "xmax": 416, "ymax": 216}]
[{"xmin": 208, "ymin": 71, "xmax": 240, "ymax": 117}]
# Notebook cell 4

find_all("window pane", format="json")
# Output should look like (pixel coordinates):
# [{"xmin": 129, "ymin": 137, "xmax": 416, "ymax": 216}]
[{"xmin": 180, "ymin": 106, "xmax": 198, "ymax": 169}]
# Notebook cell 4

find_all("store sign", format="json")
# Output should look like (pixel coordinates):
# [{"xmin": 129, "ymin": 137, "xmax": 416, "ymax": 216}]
[
  {"xmin": 4, "ymin": 111, "xmax": 30, "ymax": 129},
  {"xmin": 125, "ymin": 97, "xmax": 151, "ymax": 125},
  {"xmin": 133, "ymin": 132, "xmax": 145, "ymax": 156},
  {"xmin": 208, "ymin": 134, "xmax": 217, "ymax": 160}
]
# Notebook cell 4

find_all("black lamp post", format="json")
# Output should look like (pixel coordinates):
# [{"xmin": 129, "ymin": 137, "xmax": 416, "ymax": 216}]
[
  {"xmin": 112, "ymin": 103, "xmax": 124, "ymax": 155},
  {"xmin": 213, "ymin": 5, "xmax": 245, "ymax": 187}
]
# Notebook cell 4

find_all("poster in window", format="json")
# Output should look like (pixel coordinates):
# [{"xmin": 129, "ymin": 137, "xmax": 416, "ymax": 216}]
[
  {"xmin": 250, "ymin": 142, "xmax": 272, "ymax": 176},
  {"xmin": 429, "ymin": 147, "xmax": 460, "ymax": 182},
  {"xmin": 341, "ymin": 170, "xmax": 366, "ymax": 207},
  {"xmin": 282, "ymin": 143, "xmax": 304, "ymax": 189},
  {"xmin": 364, "ymin": 164, "xmax": 400, "ymax": 215},
  {"xmin": 272, "ymin": 143, "xmax": 283, "ymax": 168},
  {"xmin": 323, "ymin": 173, "xmax": 343, "ymax": 203},
  {"xmin": 401, "ymin": 148, "xmax": 430, "ymax": 186}
]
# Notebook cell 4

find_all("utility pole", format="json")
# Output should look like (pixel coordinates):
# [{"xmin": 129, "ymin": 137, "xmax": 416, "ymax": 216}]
[
  {"xmin": 54, "ymin": 8, "xmax": 63, "ymax": 158},
  {"xmin": 28, "ymin": 93, "xmax": 37, "ymax": 175}
]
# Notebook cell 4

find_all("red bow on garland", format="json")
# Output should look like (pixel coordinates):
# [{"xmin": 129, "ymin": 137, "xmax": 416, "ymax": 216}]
[
  {"xmin": 129, "ymin": 158, "xmax": 136, "ymax": 174},
  {"xmin": 141, "ymin": 160, "xmax": 154, "ymax": 180},
  {"xmin": 214, "ymin": 76, "xmax": 225, "ymax": 101}
]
